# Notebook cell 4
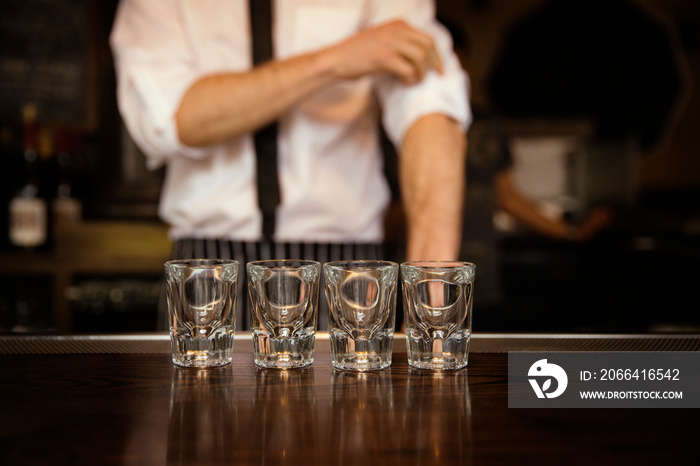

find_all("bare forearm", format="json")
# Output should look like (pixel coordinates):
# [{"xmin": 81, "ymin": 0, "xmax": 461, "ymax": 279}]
[
  {"xmin": 401, "ymin": 114, "xmax": 466, "ymax": 261},
  {"xmin": 495, "ymin": 171, "xmax": 613, "ymax": 241},
  {"xmin": 176, "ymin": 53, "xmax": 337, "ymax": 147},
  {"xmin": 495, "ymin": 170, "xmax": 572, "ymax": 239}
]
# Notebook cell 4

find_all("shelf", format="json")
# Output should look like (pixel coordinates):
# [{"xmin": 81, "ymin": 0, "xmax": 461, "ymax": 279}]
[{"xmin": 0, "ymin": 221, "xmax": 171, "ymax": 331}]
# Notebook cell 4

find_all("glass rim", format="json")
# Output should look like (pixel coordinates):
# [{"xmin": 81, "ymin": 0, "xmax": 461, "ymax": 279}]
[
  {"xmin": 246, "ymin": 259, "xmax": 320, "ymax": 269},
  {"xmin": 400, "ymin": 260, "xmax": 475, "ymax": 271},
  {"xmin": 324, "ymin": 260, "xmax": 398, "ymax": 271},
  {"xmin": 165, "ymin": 258, "xmax": 239, "ymax": 268}
]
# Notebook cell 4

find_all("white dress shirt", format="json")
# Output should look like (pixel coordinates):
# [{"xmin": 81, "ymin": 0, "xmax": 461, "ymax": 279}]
[{"xmin": 110, "ymin": 0, "xmax": 471, "ymax": 243}]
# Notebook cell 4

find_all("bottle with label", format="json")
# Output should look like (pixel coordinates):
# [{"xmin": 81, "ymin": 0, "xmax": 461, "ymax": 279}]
[
  {"xmin": 37, "ymin": 125, "xmax": 58, "ymax": 246},
  {"xmin": 53, "ymin": 127, "xmax": 82, "ymax": 227},
  {"xmin": 9, "ymin": 104, "xmax": 48, "ymax": 251}
]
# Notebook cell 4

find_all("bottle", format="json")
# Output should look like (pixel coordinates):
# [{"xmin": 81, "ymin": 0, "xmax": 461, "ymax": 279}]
[
  {"xmin": 52, "ymin": 127, "xmax": 82, "ymax": 227},
  {"xmin": 8, "ymin": 104, "xmax": 48, "ymax": 250},
  {"xmin": 37, "ymin": 125, "xmax": 58, "ymax": 247}
]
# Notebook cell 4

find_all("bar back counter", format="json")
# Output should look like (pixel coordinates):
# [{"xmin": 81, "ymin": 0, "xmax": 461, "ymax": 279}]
[{"xmin": 2, "ymin": 333, "xmax": 699, "ymax": 465}]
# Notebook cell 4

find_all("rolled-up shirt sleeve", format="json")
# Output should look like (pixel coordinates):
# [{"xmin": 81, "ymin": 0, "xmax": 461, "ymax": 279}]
[
  {"xmin": 110, "ymin": 0, "xmax": 210, "ymax": 169},
  {"xmin": 370, "ymin": 0, "xmax": 472, "ymax": 148}
]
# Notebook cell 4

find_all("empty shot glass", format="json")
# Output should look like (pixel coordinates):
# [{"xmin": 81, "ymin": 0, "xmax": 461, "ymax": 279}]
[
  {"xmin": 324, "ymin": 260, "xmax": 398, "ymax": 371},
  {"xmin": 401, "ymin": 261, "xmax": 475, "ymax": 371},
  {"xmin": 247, "ymin": 260, "xmax": 320, "ymax": 369},
  {"xmin": 165, "ymin": 259, "xmax": 239, "ymax": 368}
]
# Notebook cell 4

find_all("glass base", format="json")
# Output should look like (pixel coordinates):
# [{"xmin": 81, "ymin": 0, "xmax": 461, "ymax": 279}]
[
  {"xmin": 253, "ymin": 329, "xmax": 315, "ymax": 369},
  {"xmin": 406, "ymin": 330, "xmax": 470, "ymax": 371},
  {"xmin": 171, "ymin": 331, "xmax": 234, "ymax": 368},
  {"xmin": 329, "ymin": 329, "xmax": 393, "ymax": 371}
]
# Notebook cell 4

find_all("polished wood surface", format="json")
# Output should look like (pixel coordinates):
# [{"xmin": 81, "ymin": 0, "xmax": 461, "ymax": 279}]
[{"xmin": 1, "ymin": 334, "xmax": 698, "ymax": 465}]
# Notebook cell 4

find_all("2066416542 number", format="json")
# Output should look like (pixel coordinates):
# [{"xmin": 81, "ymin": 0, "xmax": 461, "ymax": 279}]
[{"xmin": 600, "ymin": 368, "xmax": 680, "ymax": 381}]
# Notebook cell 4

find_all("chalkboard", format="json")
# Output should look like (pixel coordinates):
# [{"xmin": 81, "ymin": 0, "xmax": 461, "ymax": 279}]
[{"xmin": 0, "ymin": 0, "xmax": 88, "ymax": 125}]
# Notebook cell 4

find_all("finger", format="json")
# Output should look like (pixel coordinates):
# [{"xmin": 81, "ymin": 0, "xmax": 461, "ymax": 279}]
[
  {"xmin": 383, "ymin": 54, "xmax": 420, "ymax": 84},
  {"xmin": 429, "ymin": 46, "xmax": 443, "ymax": 75},
  {"xmin": 398, "ymin": 24, "xmax": 443, "ymax": 72},
  {"xmin": 392, "ymin": 40, "xmax": 430, "ymax": 81}
]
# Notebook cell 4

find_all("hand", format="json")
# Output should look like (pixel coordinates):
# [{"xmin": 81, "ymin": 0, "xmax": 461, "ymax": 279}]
[
  {"xmin": 573, "ymin": 206, "xmax": 614, "ymax": 242},
  {"xmin": 321, "ymin": 20, "xmax": 443, "ymax": 85}
]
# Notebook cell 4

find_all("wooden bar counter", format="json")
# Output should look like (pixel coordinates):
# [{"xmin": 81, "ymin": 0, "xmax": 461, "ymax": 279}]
[{"xmin": 2, "ymin": 333, "xmax": 699, "ymax": 465}]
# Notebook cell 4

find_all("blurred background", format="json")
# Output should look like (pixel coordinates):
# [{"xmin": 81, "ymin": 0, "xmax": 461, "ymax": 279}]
[{"xmin": 1, "ymin": 0, "xmax": 698, "ymax": 334}]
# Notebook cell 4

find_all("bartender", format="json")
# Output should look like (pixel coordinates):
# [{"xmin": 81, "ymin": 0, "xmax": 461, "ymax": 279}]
[{"xmin": 110, "ymin": 0, "xmax": 471, "ymax": 329}]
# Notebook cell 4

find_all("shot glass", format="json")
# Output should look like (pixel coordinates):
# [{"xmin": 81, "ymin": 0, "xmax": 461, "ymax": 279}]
[
  {"xmin": 401, "ymin": 261, "xmax": 475, "ymax": 370},
  {"xmin": 247, "ymin": 260, "xmax": 320, "ymax": 369},
  {"xmin": 165, "ymin": 259, "xmax": 239, "ymax": 368},
  {"xmin": 324, "ymin": 260, "xmax": 398, "ymax": 371}
]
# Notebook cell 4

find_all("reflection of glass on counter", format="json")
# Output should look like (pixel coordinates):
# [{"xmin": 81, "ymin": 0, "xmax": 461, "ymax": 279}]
[
  {"xmin": 403, "ymin": 369, "xmax": 472, "ymax": 465},
  {"xmin": 329, "ymin": 370, "xmax": 399, "ymax": 465},
  {"xmin": 248, "ymin": 368, "xmax": 318, "ymax": 464},
  {"xmin": 167, "ymin": 367, "xmax": 237, "ymax": 465}
]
